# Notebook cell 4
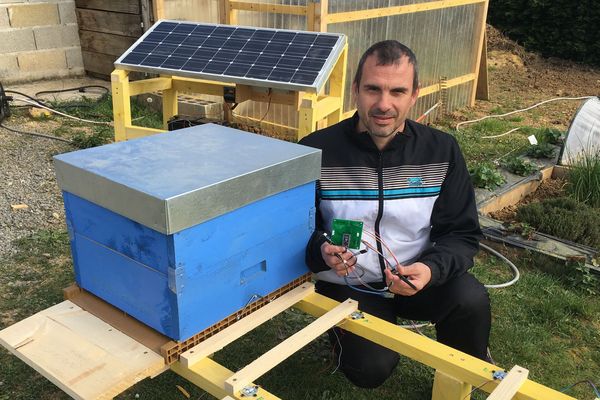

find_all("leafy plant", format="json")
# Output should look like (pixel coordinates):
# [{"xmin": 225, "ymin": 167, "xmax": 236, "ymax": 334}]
[
  {"xmin": 516, "ymin": 197, "xmax": 600, "ymax": 248},
  {"xmin": 502, "ymin": 156, "xmax": 538, "ymax": 176},
  {"xmin": 525, "ymin": 143, "xmax": 556, "ymax": 159},
  {"xmin": 540, "ymin": 128, "xmax": 564, "ymax": 145},
  {"xmin": 565, "ymin": 150, "xmax": 600, "ymax": 208},
  {"xmin": 565, "ymin": 257, "xmax": 599, "ymax": 296},
  {"xmin": 470, "ymin": 162, "xmax": 505, "ymax": 190}
]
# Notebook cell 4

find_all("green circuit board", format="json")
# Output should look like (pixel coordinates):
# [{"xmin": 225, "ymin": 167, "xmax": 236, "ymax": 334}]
[{"xmin": 330, "ymin": 219, "xmax": 363, "ymax": 249}]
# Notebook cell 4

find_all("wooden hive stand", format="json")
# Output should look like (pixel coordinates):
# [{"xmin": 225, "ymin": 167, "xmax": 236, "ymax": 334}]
[{"xmin": 110, "ymin": 43, "xmax": 347, "ymax": 142}]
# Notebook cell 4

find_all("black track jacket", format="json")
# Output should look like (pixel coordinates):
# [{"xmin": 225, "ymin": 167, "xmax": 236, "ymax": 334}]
[{"xmin": 298, "ymin": 114, "xmax": 482, "ymax": 287}]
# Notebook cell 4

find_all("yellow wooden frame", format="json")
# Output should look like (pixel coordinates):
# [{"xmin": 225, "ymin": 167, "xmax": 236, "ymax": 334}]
[
  {"xmin": 170, "ymin": 287, "xmax": 575, "ymax": 400},
  {"xmin": 110, "ymin": 44, "xmax": 347, "ymax": 142}
]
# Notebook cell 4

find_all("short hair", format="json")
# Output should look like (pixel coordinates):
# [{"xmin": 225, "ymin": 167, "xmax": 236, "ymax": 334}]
[{"xmin": 353, "ymin": 40, "xmax": 419, "ymax": 93}]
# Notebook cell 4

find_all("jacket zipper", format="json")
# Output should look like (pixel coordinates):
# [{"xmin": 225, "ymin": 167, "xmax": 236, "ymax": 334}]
[{"xmin": 374, "ymin": 151, "xmax": 387, "ymax": 285}]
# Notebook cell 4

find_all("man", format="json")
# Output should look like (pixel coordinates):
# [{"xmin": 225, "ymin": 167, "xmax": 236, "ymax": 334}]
[{"xmin": 298, "ymin": 40, "xmax": 491, "ymax": 388}]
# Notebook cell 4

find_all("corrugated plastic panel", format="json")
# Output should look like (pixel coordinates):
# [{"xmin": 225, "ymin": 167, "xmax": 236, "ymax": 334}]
[{"xmin": 157, "ymin": 0, "xmax": 485, "ymax": 129}]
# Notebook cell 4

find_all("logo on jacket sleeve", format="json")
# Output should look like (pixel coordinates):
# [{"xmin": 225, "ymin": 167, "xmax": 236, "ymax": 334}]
[{"xmin": 407, "ymin": 177, "xmax": 423, "ymax": 187}]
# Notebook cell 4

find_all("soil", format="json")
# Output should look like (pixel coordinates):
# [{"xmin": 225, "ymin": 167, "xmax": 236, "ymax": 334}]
[{"xmin": 1, "ymin": 26, "xmax": 600, "ymax": 257}]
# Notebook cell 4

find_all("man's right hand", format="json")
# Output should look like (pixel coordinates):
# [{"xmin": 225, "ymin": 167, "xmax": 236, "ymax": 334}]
[{"xmin": 320, "ymin": 242, "xmax": 357, "ymax": 277}]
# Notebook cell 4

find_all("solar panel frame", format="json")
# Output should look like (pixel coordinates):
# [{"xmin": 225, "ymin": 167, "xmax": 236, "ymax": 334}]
[{"xmin": 114, "ymin": 20, "xmax": 346, "ymax": 93}]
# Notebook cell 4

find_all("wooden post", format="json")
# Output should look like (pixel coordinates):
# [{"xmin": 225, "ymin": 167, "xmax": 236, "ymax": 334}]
[
  {"xmin": 162, "ymin": 83, "xmax": 178, "ymax": 130},
  {"xmin": 307, "ymin": 0, "xmax": 328, "ymax": 32},
  {"xmin": 111, "ymin": 69, "xmax": 132, "ymax": 142},
  {"xmin": 475, "ymin": 31, "xmax": 490, "ymax": 101},
  {"xmin": 298, "ymin": 94, "xmax": 318, "ymax": 141},
  {"xmin": 140, "ymin": 0, "xmax": 152, "ymax": 29},
  {"xmin": 432, "ymin": 370, "xmax": 472, "ymax": 400},
  {"xmin": 327, "ymin": 43, "xmax": 347, "ymax": 125},
  {"xmin": 152, "ymin": 0, "xmax": 165, "ymax": 20},
  {"xmin": 221, "ymin": 0, "xmax": 238, "ymax": 25},
  {"xmin": 470, "ymin": 0, "xmax": 489, "ymax": 106}
]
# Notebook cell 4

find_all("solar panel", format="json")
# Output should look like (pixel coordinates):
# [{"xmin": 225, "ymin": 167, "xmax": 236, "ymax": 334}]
[{"xmin": 115, "ymin": 20, "xmax": 346, "ymax": 93}]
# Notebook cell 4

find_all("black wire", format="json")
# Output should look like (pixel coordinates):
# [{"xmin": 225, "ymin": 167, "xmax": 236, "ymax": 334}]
[
  {"xmin": 35, "ymin": 85, "xmax": 109, "ymax": 97},
  {"xmin": 258, "ymin": 89, "xmax": 273, "ymax": 123},
  {"xmin": 0, "ymin": 122, "xmax": 73, "ymax": 144},
  {"xmin": 5, "ymin": 90, "xmax": 51, "ymax": 108}
]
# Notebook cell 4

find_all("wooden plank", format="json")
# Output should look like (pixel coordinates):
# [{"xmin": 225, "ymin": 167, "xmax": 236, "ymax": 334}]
[
  {"xmin": 235, "ymin": 85, "xmax": 300, "ymax": 106},
  {"xmin": 432, "ymin": 370, "xmax": 472, "ymax": 400},
  {"xmin": 487, "ymin": 365, "xmax": 529, "ymax": 400},
  {"xmin": 296, "ymin": 293, "xmax": 575, "ymax": 400},
  {"xmin": 470, "ymin": 0, "xmax": 490, "ymax": 105},
  {"xmin": 76, "ymin": 9, "xmax": 142, "ymax": 37},
  {"xmin": 0, "ymin": 301, "xmax": 165, "ymax": 400},
  {"xmin": 79, "ymin": 30, "xmax": 137, "ymax": 56},
  {"xmin": 153, "ymin": 0, "xmax": 165, "ymax": 20},
  {"xmin": 83, "ymin": 50, "xmax": 119, "ymax": 78},
  {"xmin": 229, "ymin": 1, "xmax": 307, "ymax": 15},
  {"xmin": 111, "ymin": 69, "xmax": 132, "ymax": 142},
  {"xmin": 125, "ymin": 125, "xmax": 165, "ymax": 140},
  {"xmin": 224, "ymin": 298, "xmax": 358, "ymax": 395},
  {"xmin": 180, "ymin": 283, "xmax": 315, "ymax": 368},
  {"xmin": 307, "ymin": 0, "xmax": 328, "ymax": 32},
  {"xmin": 419, "ymin": 73, "xmax": 476, "ymax": 97},
  {"xmin": 64, "ymin": 285, "xmax": 170, "ymax": 356},
  {"xmin": 75, "ymin": 0, "xmax": 140, "ymax": 14},
  {"xmin": 129, "ymin": 77, "xmax": 173, "ymax": 96},
  {"xmin": 475, "ymin": 30, "xmax": 490, "ymax": 101},
  {"xmin": 325, "ymin": 0, "xmax": 486, "ymax": 25}
]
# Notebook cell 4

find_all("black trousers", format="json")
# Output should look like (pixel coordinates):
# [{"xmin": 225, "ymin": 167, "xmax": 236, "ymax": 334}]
[{"xmin": 316, "ymin": 273, "xmax": 491, "ymax": 388}]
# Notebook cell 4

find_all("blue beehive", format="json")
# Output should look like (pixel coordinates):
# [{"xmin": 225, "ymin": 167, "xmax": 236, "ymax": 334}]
[{"xmin": 54, "ymin": 124, "xmax": 321, "ymax": 341}]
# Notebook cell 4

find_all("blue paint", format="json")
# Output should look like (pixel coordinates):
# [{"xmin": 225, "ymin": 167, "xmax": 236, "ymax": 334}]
[{"xmin": 62, "ymin": 182, "xmax": 315, "ymax": 340}]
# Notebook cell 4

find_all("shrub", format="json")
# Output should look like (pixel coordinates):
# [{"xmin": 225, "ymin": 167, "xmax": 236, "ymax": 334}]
[
  {"xmin": 516, "ymin": 197, "xmax": 600, "ymax": 248},
  {"xmin": 565, "ymin": 150, "xmax": 600, "ymax": 208},
  {"xmin": 470, "ymin": 162, "xmax": 505, "ymax": 190}
]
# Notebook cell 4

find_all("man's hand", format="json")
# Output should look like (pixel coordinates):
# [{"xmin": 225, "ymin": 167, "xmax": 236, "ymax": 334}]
[
  {"xmin": 384, "ymin": 262, "xmax": 432, "ymax": 296},
  {"xmin": 320, "ymin": 242, "xmax": 357, "ymax": 277}
]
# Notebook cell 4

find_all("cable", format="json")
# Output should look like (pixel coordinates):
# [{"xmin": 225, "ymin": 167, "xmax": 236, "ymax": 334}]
[
  {"xmin": 415, "ymin": 101, "xmax": 441, "ymax": 123},
  {"xmin": 0, "ymin": 121, "xmax": 72, "ymax": 144},
  {"xmin": 258, "ymin": 89, "xmax": 273, "ymax": 123},
  {"xmin": 481, "ymin": 127, "xmax": 520, "ymax": 139},
  {"xmin": 11, "ymin": 97, "xmax": 112, "ymax": 125},
  {"xmin": 480, "ymin": 242, "xmax": 520, "ymax": 288},
  {"xmin": 455, "ymin": 96, "xmax": 593, "ymax": 133},
  {"xmin": 35, "ymin": 85, "xmax": 109, "ymax": 97},
  {"xmin": 5, "ymin": 89, "xmax": 52, "ymax": 108},
  {"xmin": 330, "ymin": 328, "xmax": 343, "ymax": 374},
  {"xmin": 560, "ymin": 380, "xmax": 600, "ymax": 397}
]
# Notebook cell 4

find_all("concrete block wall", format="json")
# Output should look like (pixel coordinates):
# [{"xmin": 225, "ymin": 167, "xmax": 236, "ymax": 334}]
[{"xmin": 0, "ymin": 1, "xmax": 84, "ymax": 84}]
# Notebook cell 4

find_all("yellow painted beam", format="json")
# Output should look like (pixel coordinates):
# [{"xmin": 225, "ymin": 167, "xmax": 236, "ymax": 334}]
[
  {"xmin": 295, "ymin": 293, "xmax": 576, "ymax": 400},
  {"xmin": 298, "ymin": 94, "xmax": 318, "ymax": 141},
  {"xmin": 229, "ymin": 1, "xmax": 307, "ymax": 16},
  {"xmin": 419, "ymin": 73, "xmax": 476, "ymax": 97},
  {"xmin": 171, "ymin": 77, "xmax": 234, "ymax": 97},
  {"xmin": 171, "ymin": 360, "xmax": 281, "ymax": 400},
  {"xmin": 315, "ymin": 96, "xmax": 341, "ymax": 121},
  {"xmin": 124, "ymin": 125, "xmax": 165, "ymax": 140},
  {"xmin": 326, "ymin": 43, "xmax": 347, "ymax": 125},
  {"xmin": 432, "ymin": 370, "xmax": 472, "ymax": 400},
  {"xmin": 128, "ymin": 77, "xmax": 172, "ymax": 96},
  {"xmin": 111, "ymin": 69, "xmax": 132, "ymax": 142},
  {"xmin": 325, "ymin": 0, "xmax": 486, "ymax": 24},
  {"xmin": 162, "ymin": 86, "xmax": 178, "ymax": 130}
]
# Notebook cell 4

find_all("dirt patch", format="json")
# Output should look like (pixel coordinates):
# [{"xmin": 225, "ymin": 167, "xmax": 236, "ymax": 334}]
[{"xmin": 489, "ymin": 177, "xmax": 568, "ymax": 222}]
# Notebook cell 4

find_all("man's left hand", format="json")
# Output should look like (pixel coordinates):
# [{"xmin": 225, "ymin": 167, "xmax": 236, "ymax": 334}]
[{"xmin": 384, "ymin": 262, "xmax": 432, "ymax": 296}]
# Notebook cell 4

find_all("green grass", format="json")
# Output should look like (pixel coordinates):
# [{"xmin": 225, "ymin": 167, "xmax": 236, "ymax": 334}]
[
  {"xmin": 565, "ymin": 150, "xmax": 600, "ymax": 208},
  {"xmin": 1, "ymin": 231, "xmax": 599, "ymax": 400}
]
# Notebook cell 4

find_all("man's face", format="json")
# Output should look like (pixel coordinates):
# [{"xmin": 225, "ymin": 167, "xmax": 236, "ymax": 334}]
[{"xmin": 353, "ymin": 54, "xmax": 419, "ymax": 144}]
